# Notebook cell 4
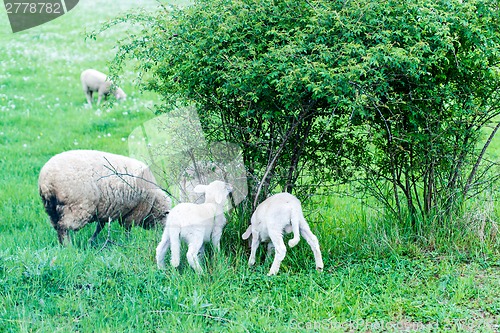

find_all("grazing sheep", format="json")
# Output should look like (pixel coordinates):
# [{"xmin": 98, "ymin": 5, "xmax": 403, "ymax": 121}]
[
  {"xmin": 156, "ymin": 180, "xmax": 232, "ymax": 273},
  {"xmin": 242, "ymin": 192, "xmax": 324, "ymax": 276},
  {"xmin": 80, "ymin": 69, "xmax": 127, "ymax": 106},
  {"xmin": 38, "ymin": 150, "xmax": 171, "ymax": 245}
]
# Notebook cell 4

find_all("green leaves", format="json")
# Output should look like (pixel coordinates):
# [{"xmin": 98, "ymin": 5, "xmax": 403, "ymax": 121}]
[{"xmin": 105, "ymin": 0, "xmax": 500, "ymax": 221}]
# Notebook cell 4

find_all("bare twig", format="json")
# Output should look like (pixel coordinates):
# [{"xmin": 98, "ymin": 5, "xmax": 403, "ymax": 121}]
[
  {"xmin": 463, "ymin": 120, "xmax": 500, "ymax": 198},
  {"xmin": 96, "ymin": 217, "xmax": 119, "ymax": 253}
]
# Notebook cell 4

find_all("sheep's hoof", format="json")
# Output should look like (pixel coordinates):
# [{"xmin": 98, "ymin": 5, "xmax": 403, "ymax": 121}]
[{"xmin": 316, "ymin": 266, "xmax": 323, "ymax": 272}]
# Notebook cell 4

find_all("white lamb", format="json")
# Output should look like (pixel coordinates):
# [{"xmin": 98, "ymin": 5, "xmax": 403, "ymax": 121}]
[
  {"xmin": 38, "ymin": 150, "xmax": 171, "ymax": 245},
  {"xmin": 80, "ymin": 69, "xmax": 127, "ymax": 106},
  {"xmin": 242, "ymin": 192, "xmax": 324, "ymax": 276},
  {"xmin": 156, "ymin": 180, "xmax": 232, "ymax": 273}
]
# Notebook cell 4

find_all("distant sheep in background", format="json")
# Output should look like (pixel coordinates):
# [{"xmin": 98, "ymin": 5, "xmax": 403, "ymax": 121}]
[
  {"xmin": 156, "ymin": 180, "xmax": 232, "ymax": 273},
  {"xmin": 38, "ymin": 150, "xmax": 171, "ymax": 245},
  {"xmin": 80, "ymin": 69, "xmax": 127, "ymax": 107},
  {"xmin": 242, "ymin": 192, "xmax": 324, "ymax": 276}
]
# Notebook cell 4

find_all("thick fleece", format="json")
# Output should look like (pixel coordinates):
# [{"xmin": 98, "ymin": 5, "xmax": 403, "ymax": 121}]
[{"xmin": 39, "ymin": 150, "xmax": 171, "ymax": 244}]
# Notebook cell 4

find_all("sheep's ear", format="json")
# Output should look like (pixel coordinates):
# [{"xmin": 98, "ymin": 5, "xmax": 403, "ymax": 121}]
[
  {"xmin": 193, "ymin": 184, "xmax": 207, "ymax": 194},
  {"xmin": 215, "ymin": 191, "xmax": 225, "ymax": 205}
]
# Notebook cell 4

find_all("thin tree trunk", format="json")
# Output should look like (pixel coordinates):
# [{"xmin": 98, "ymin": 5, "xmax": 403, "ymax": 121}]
[{"xmin": 463, "ymin": 120, "xmax": 500, "ymax": 198}]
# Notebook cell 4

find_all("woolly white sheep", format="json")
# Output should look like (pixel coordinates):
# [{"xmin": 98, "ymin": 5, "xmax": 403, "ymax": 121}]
[
  {"xmin": 38, "ymin": 150, "xmax": 171, "ymax": 245},
  {"xmin": 156, "ymin": 180, "xmax": 232, "ymax": 273},
  {"xmin": 80, "ymin": 69, "xmax": 127, "ymax": 107},
  {"xmin": 242, "ymin": 192, "xmax": 324, "ymax": 276}
]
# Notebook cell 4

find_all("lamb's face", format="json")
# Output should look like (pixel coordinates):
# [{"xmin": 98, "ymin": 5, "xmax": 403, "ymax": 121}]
[
  {"xmin": 196, "ymin": 180, "xmax": 232, "ymax": 204},
  {"xmin": 212, "ymin": 181, "xmax": 232, "ymax": 204}
]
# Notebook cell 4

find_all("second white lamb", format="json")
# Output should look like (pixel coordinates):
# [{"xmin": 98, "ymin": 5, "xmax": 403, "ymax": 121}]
[
  {"xmin": 242, "ymin": 192, "xmax": 324, "ymax": 276},
  {"xmin": 156, "ymin": 180, "xmax": 232, "ymax": 273}
]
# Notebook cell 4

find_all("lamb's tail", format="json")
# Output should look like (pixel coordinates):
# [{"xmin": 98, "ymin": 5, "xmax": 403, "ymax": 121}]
[
  {"xmin": 288, "ymin": 206, "xmax": 303, "ymax": 248},
  {"xmin": 242, "ymin": 225, "xmax": 252, "ymax": 240}
]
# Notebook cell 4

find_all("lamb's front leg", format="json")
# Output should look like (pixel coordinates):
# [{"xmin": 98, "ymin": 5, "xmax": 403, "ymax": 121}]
[
  {"xmin": 211, "ymin": 226, "xmax": 224, "ymax": 251},
  {"xmin": 211, "ymin": 216, "xmax": 226, "ymax": 251},
  {"xmin": 186, "ymin": 238, "xmax": 204, "ymax": 273}
]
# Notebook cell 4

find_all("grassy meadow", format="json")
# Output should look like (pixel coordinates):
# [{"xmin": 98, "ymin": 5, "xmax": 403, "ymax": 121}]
[{"xmin": 0, "ymin": 1, "xmax": 499, "ymax": 332}]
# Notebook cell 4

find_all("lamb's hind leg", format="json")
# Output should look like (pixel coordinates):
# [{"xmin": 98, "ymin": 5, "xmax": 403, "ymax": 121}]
[
  {"xmin": 155, "ymin": 227, "xmax": 171, "ymax": 269},
  {"xmin": 168, "ymin": 226, "xmax": 181, "ymax": 268},
  {"xmin": 248, "ymin": 231, "xmax": 260, "ymax": 267},
  {"xmin": 300, "ymin": 224, "xmax": 324, "ymax": 271},
  {"xmin": 267, "ymin": 232, "xmax": 287, "ymax": 276}
]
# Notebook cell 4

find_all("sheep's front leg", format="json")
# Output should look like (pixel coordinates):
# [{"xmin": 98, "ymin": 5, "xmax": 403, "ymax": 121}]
[
  {"xmin": 211, "ymin": 216, "xmax": 226, "ymax": 251},
  {"xmin": 57, "ymin": 227, "xmax": 70, "ymax": 246},
  {"xmin": 96, "ymin": 93, "xmax": 103, "ymax": 106},
  {"xmin": 268, "ymin": 233, "xmax": 287, "ymax": 276},
  {"xmin": 186, "ymin": 238, "xmax": 204, "ymax": 273},
  {"xmin": 88, "ymin": 219, "xmax": 106, "ymax": 244},
  {"xmin": 211, "ymin": 226, "xmax": 224, "ymax": 251}
]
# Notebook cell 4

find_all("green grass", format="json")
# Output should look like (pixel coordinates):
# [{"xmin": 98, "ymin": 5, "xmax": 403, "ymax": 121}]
[{"xmin": 0, "ymin": 0, "xmax": 499, "ymax": 332}]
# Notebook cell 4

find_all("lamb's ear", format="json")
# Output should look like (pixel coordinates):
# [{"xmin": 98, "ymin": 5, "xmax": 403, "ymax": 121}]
[
  {"xmin": 193, "ymin": 184, "xmax": 207, "ymax": 194},
  {"xmin": 215, "ymin": 191, "xmax": 225, "ymax": 205}
]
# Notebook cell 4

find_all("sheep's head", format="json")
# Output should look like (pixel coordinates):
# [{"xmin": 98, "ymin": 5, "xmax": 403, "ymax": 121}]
[
  {"xmin": 115, "ymin": 88, "xmax": 127, "ymax": 101},
  {"xmin": 194, "ymin": 180, "xmax": 232, "ymax": 205}
]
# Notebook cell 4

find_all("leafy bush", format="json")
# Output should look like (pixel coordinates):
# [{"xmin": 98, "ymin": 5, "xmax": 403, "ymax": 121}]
[{"xmin": 101, "ymin": 0, "xmax": 500, "ymax": 228}]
